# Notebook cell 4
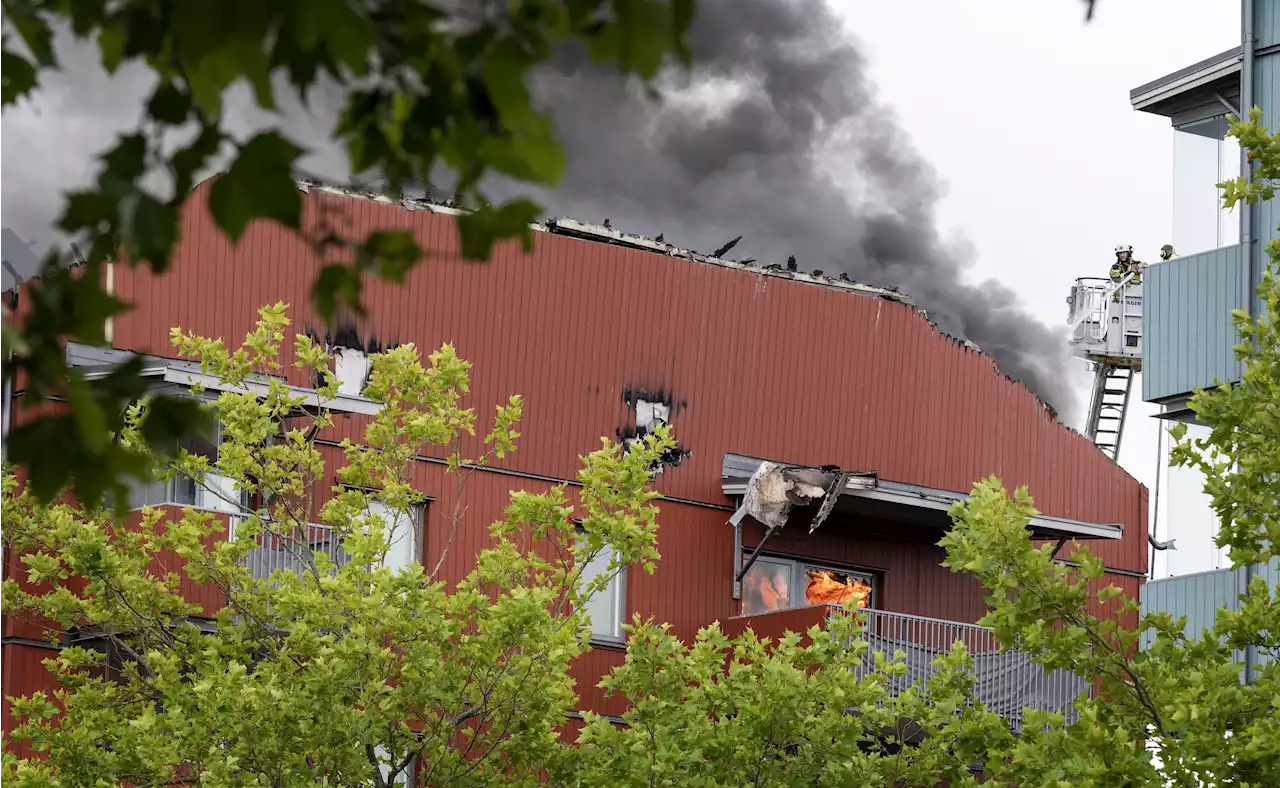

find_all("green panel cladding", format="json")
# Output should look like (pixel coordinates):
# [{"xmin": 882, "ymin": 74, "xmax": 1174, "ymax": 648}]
[
  {"xmin": 1141, "ymin": 568, "xmax": 1239, "ymax": 640},
  {"xmin": 1142, "ymin": 245, "xmax": 1242, "ymax": 402},
  {"xmin": 1253, "ymin": 11, "xmax": 1280, "ymax": 317},
  {"xmin": 1141, "ymin": 560, "xmax": 1279, "ymax": 668}
]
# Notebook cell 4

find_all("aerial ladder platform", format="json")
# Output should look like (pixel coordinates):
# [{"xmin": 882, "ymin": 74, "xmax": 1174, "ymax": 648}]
[{"xmin": 1066, "ymin": 274, "xmax": 1143, "ymax": 462}]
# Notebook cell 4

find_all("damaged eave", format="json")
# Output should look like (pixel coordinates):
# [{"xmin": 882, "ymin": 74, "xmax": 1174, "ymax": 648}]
[
  {"xmin": 67, "ymin": 341, "xmax": 384, "ymax": 417},
  {"xmin": 721, "ymin": 453, "xmax": 1124, "ymax": 543},
  {"xmin": 160, "ymin": 368, "xmax": 385, "ymax": 417}
]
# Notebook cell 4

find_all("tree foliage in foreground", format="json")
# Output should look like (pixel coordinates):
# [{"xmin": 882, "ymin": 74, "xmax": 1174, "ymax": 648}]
[
  {"xmin": 4, "ymin": 103, "xmax": 1279, "ymax": 788},
  {"xmin": 2, "ymin": 303, "xmax": 669, "ymax": 787},
  {"xmin": 1, "ymin": 0, "xmax": 694, "ymax": 507},
  {"xmin": 2, "ymin": 306, "xmax": 1007, "ymax": 787},
  {"xmin": 3, "ymin": 284, "xmax": 1279, "ymax": 786}
]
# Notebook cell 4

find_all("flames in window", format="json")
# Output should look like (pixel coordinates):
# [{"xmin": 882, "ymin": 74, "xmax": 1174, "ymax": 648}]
[
  {"xmin": 741, "ymin": 559, "xmax": 873, "ymax": 616},
  {"xmin": 804, "ymin": 569, "xmax": 871, "ymax": 609}
]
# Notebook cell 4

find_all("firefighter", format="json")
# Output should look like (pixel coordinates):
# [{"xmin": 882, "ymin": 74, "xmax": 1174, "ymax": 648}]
[
  {"xmin": 1160, "ymin": 244, "xmax": 1175, "ymax": 261},
  {"xmin": 1110, "ymin": 243, "xmax": 1143, "ymax": 302}
]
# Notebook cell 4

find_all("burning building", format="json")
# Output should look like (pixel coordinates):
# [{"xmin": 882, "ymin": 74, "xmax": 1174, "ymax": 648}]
[{"xmin": 2, "ymin": 180, "xmax": 1149, "ymax": 747}]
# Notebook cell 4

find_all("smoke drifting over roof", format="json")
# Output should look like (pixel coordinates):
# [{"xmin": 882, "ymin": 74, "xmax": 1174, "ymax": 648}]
[
  {"xmin": 493, "ymin": 0, "xmax": 1077, "ymax": 422},
  {"xmin": 2, "ymin": 0, "xmax": 1076, "ymax": 421}
]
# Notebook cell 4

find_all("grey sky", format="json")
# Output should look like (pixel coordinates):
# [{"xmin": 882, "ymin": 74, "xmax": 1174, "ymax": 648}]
[{"xmin": 837, "ymin": 0, "xmax": 1238, "ymax": 574}]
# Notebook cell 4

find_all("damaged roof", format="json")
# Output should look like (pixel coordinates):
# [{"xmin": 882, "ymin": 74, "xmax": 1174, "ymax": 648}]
[
  {"xmin": 296, "ymin": 180, "xmax": 911, "ymax": 303},
  {"xmin": 294, "ymin": 179, "xmax": 1071, "ymax": 425}
]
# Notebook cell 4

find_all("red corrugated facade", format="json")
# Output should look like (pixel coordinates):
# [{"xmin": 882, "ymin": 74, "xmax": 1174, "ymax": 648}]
[{"xmin": 3, "ymin": 182, "xmax": 1148, "ymax": 741}]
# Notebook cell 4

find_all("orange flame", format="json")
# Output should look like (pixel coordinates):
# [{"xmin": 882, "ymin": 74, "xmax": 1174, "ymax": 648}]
[
  {"xmin": 805, "ymin": 569, "xmax": 871, "ymax": 609},
  {"xmin": 759, "ymin": 576, "xmax": 783, "ymax": 611},
  {"xmin": 749, "ymin": 571, "xmax": 789, "ymax": 612}
]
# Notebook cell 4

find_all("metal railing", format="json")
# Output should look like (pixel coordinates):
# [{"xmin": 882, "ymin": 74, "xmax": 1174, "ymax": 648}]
[
  {"xmin": 230, "ymin": 517, "xmax": 352, "ymax": 582},
  {"xmin": 845, "ymin": 608, "xmax": 1087, "ymax": 733}
]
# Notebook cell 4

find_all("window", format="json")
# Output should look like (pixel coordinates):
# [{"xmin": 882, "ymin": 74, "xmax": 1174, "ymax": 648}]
[
  {"xmin": 374, "ymin": 746, "xmax": 415, "ymax": 787},
  {"xmin": 117, "ymin": 422, "xmax": 246, "ymax": 512},
  {"xmin": 367, "ymin": 499, "xmax": 423, "ymax": 572},
  {"xmin": 740, "ymin": 555, "xmax": 875, "ymax": 616},
  {"xmin": 577, "ymin": 542, "xmax": 627, "ymax": 643},
  {"xmin": 1173, "ymin": 115, "xmax": 1241, "ymax": 256}
]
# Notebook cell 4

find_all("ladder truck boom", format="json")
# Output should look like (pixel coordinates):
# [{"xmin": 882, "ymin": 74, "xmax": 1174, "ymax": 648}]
[{"xmin": 1066, "ymin": 273, "xmax": 1143, "ymax": 461}]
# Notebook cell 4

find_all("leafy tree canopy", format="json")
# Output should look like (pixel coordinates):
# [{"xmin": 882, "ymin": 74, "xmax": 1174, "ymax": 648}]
[{"xmin": 4, "ymin": 306, "xmax": 1004, "ymax": 787}]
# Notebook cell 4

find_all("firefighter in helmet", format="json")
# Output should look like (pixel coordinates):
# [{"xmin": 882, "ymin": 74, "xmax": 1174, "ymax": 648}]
[
  {"xmin": 1160, "ymin": 244, "xmax": 1175, "ymax": 261},
  {"xmin": 1110, "ymin": 243, "xmax": 1143, "ymax": 302}
]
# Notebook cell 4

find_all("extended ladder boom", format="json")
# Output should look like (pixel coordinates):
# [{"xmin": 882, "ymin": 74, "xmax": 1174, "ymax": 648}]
[{"xmin": 1084, "ymin": 363, "xmax": 1134, "ymax": 461}]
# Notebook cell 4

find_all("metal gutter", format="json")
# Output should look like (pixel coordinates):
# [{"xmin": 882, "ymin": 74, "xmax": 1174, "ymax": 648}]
[
  {"xmin": 160, "ymin": 368, "xmax": 384, "ymax": 416},
  {"xmin": 846, "ymin": 483, "xmax": 1124, "ymax": 541},
  {"xmin": 720, "ymin": 453, "xmax": 1124, "ymax": 542},
  {"xmin": 1129, "ymin": 47, "xmax": 1242, "ymax": 111}
]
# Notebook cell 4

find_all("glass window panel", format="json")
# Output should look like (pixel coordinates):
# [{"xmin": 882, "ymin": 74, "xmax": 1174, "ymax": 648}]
[
  {"xmin": 369, "ymin": 500, "xmax": 420, "ymax": 572},
  {"xmin": 195, "ymin": 472, "xmax": 243, "ymax": 513},
  {"xmin": 1164, "ymin": 423, "xmax": 1228, "ymax": 576},
  {"xmin": 1173, "ymin": 124, "xmax": 1223, "ymax": 256},
  {"xmin": 1218, "ymin": 133, "xmax": 1241, "ymax": 247},
  {"xmin": 741, "ymin": 557, "xmax": 794, "ymax": 615},
  {"xmin": 180, "ymin": 426, "xmax": 218, "ymax": 461},
  {"xmin": 579, "ymin": 544, "xmax": 625, "ymax": 641},
  {"xmin": 741, "ymin": 555, "xmax": 876, "ymax": 615}
]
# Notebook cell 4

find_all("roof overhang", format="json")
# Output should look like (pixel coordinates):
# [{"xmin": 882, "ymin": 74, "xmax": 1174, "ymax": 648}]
[
  {"xmin": 1130, "ymin": 47, "xmax": 1241, "ymax": 125},
  {"xmin": 67, "ymin": 342, "xmax": 384, "ymax": 416},
  {"xmin": 1150, "ymin": 395, "xmax": 1200, "ymax": 424},
  {"xmin": 721, "ymin": 453, "xmax": 1123, "ymax": 542}
]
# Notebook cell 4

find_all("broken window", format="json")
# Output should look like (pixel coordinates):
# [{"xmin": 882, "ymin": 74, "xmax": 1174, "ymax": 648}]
[
  {"xmin": 621, "ymin": 395, "xmax": 689, "ymax": 473},
  {"xmin": 740, "ymin": 555, "xmax": 875, "ymax": 617},
  {"xmin": 333, "ymin": 346, "xmax": 371, "ymax": 396}
]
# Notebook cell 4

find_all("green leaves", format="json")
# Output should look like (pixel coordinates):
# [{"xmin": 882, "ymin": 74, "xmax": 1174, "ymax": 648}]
[
  {"xmin": 4, "ymin": 306, "xmax": 672, "ymax": 788},
  {"xmin": 1, "ymin": 49, "xmax": 38, "ymax": 104},
  {"xmin": 456, "ymin": 199, "xmax": 541, "ymax": 260},
  {"xmin": 209, "ymin": 132, "xmax": 305, "ymax": 242}
]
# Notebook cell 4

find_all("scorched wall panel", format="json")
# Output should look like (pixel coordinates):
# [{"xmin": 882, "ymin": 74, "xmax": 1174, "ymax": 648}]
[{"xmin": 111, "ymin": 184, "xmax": 1149, "ymax": 575}]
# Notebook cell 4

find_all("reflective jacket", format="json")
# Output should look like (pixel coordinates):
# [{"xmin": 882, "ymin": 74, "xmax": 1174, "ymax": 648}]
[{"xmin": 1110, "ymin": 260, "xmax": 1143, "ymax": 285}]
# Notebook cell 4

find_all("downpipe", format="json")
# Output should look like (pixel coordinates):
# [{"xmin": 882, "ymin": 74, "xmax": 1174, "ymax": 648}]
[{"xmin": 1240, "ymin": 0, "xmax": 1257, "ymax": 687}]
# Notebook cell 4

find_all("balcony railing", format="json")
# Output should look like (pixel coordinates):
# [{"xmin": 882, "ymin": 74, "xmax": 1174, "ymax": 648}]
[
  {"xmin": 230, "ymin": 517, "xmax": 351, "ymax": 582},
  {"xmin": 849, "ymin": 608, "xmax": 1086, "ymax": 733}
]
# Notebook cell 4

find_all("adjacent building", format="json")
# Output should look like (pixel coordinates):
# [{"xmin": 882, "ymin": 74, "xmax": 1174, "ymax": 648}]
[
  {"xmin": 3, "ymin": 177, "xmax": 1150, "ymax": 751},
  {"xmin": 1131, "ymin": 0, "xmax": 1279, "ymax": 674}
]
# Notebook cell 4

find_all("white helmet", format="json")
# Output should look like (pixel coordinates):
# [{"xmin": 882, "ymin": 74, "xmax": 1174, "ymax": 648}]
[{"xmin": 1115, "ymin": 243, "xmax": 1133, "ymax": 254}]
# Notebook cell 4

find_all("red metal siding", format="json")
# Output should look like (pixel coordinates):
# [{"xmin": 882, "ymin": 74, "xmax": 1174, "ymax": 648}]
[
  {"xmin": 0, "ymin": 183, "xmax": 1155, "ymax": 734},
  {"xmin": 721, "ymin": 604, "xmax": 832, "ymax": 645},
  {"xmin": 2, "ymin": 642, "xmax": 62, "ymax": 760},
  {"xmin": 111, "ymin": 185, "xmax": 1148, "ymax": 578}
]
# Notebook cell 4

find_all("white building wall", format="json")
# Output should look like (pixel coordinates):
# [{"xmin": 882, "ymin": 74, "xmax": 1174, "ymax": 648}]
[{"xmin": 1157, "ymin": 422, "xmax": 1228, "ymax": 578}]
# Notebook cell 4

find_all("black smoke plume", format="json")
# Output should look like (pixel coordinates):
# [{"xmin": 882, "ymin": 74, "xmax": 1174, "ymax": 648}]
[
  {"xmin": 492, "ymin": 0, "xmax": 1077, "ymax": 421},
  {"xmin": 2, "ymin": 1, "xmax": 1077, "ymax": 420}
]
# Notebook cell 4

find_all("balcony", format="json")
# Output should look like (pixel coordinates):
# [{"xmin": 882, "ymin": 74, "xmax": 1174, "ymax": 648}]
[
  {"xmin": 725, "ymin": 606, "xmax": 1086, "ymax": 733},
  {"xmin": 1143, "ymin": 245, "xmax": 1245, "ymax": 404},
  {"xmin": 230, "ymin": 517, "xmax": 352, "ymax": 582}
]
